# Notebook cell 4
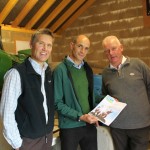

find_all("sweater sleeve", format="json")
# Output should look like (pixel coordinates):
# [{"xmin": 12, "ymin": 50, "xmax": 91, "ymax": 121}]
[{"xmin": 53, "ymin": 65, "xmax": 83, "ymax": 121}]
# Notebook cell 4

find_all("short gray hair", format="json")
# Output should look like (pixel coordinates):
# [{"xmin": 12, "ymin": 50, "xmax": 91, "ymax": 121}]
[{"xmin": 30, "ymin": 28, "xmax": 54, "ymax": 45}]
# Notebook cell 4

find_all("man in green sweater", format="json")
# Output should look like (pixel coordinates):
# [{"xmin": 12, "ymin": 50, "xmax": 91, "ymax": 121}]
[{"xmin": 53, "ymin": 35, "xmax": 99, "ymax": 150}]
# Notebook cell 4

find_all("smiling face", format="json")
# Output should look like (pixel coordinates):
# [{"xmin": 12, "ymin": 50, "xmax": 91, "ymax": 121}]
[
  {"xmin": 69, "ymin": 35, "xmax": 90, "ymax": 65},
  {"xmin": 102, "ymin": 36, "xmax": 123, "ymax": 67},
  {"xmin": 30, "ymin": 34, "xmax": 53, "ymax": 66}
]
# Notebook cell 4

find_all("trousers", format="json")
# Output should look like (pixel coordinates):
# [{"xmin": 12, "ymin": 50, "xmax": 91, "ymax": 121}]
[
  {"xmin": 60, "ymin": 124, "xmax": 97, "ymax": 150},
  {"xmin": 16, "ymin": 132, "xmax": 53, "ymax": 150},
  {"xmin": 110, "ymin": 126, "xmax": 150, "ymax": 150}
]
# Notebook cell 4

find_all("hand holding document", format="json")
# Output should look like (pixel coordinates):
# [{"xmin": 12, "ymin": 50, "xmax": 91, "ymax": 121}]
[{"xmin": 89, "ymin": 95, "xmax": 127, "ymax": 126}]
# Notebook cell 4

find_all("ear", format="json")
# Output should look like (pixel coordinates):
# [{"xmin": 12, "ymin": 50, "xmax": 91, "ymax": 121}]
[
  {"xmin": 70, "ymin": 42, "xmax": 74, "ymax": 50},
  {"xmin": 120, "ymin": 44, "xmax": 123, "ymax": 52},
  {"xmin": 30, "ymin": 41, "xmax": 33, "ymax": 49}
]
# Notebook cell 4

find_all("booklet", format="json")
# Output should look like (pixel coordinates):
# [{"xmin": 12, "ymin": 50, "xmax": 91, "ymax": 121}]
[{"xmin": 89, "ymin": 95, "xmax": 127, "ymax": 126}]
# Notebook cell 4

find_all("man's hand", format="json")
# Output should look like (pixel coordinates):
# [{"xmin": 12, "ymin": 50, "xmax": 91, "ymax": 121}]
[{"xmin": 79, "ymin": 114, "xmax": 99, "ymax": 126}]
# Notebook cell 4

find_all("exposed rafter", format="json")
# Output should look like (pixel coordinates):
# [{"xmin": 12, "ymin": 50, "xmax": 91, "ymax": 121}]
[
  {"xmin": 57, "ymin": 0, "xmax": 96, "ymax": 34},
  {"xmin": 0, "ymin": 0, "xmax": 96, "ymax": 35},
  {"xmin": 50, "ymin": 0, "xmax": 85, "ymax": 32},
  {"xmin": 0, "ymin": 0, "xmax": 18, "ymax": 24},
  {"xmin": 25, "ymin": 0, "xmax": 56, "ymax": 29},
  {"xmin": 12, "ymin": 0, "xmax": 38, "ymax": 27},
  {"xmin": 39, "ymin": 0, "xmax": 71, "ymax": 29}
]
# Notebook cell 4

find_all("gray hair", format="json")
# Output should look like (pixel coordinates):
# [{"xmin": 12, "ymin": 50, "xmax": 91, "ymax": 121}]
[
  {"xmin": 102, "ymin": 35, "xmax": 121, "ymax": 48},
  {"xmin": 30, "ymin": 28, "xmax": 54, "ymax": 45}
]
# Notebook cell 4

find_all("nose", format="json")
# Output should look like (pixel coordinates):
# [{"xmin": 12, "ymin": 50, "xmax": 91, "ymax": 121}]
[
  {"xmin": 80, "ymin": 47, "xmax": 84, "ymax": 52},
  {"xmin": 43, "ymin": 44, "xmax": 48, "ymax": 50},
  {"xmin": 80, "ymin": 47, "xmax": 87, "ymax": 53},
  {"xmin": 109, "ymin": 49, "xmax": 114, "ymax": 55}
]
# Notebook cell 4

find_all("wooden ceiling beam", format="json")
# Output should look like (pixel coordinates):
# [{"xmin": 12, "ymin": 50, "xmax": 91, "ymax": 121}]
[
  {"xmin": 25, "ymin": 0, "xmax": 56, "ymax": 29},
  {"xmin": 0, "ymin": 0, "xmax": 18, "ymax": 24},
  {"xmin": 56, "ymin": 0, "xmax": 96, "ymax": 34},
  {"xmin": 50, "ymin": 0, "xmax": 85, "ymax": 32},
  {"xmin": 39, "ymin": 0, "xmax": 71, "ymax": 29},
  {"xmin": 12, "ymin": 0, "xmax": 38, "ymax": 27},
  {"xmin": 1, "ymin": 24, "xmax": 34, "ymax": 33}
]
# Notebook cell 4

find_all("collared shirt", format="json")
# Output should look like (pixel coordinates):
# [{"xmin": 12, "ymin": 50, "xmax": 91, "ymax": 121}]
[
  {"xmin": 67, "ymin": 55, "xmax": 84, "ymax": 69},
  {"xmin": 110, "ymin": 56, "xmax": 127, "ymax": 70},
  {"xmin": 0, "ymin": 57, "xmax": 48, "ymax": 149}
]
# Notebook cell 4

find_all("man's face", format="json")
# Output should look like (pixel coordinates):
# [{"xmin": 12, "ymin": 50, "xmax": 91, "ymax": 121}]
[
  {"xmin": 30, "ymin": 34, "xmax": 53, "ymax": 66},
  {"xmin": 70, "ymin": 36, "xmax": 90, "ymax": 64},
  {"xmin": 104, "ymin": 40, "xmax": 123, "ymax": 67}
]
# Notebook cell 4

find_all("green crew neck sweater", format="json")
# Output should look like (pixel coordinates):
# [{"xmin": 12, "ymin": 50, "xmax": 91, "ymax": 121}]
[{"xmin": 68, "ymin": 66, "xmax": 90, "ymax": 114}]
